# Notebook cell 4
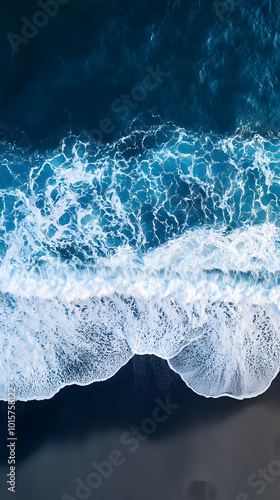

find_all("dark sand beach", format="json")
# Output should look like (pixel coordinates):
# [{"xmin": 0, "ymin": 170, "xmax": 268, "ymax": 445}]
[
  {"xmin": 1, "ymin": 355, "xmax": 280, "ymax": 500},
  {"xmin": 1, "ymin": 1, "xmax": 280, "ymax": 499}
]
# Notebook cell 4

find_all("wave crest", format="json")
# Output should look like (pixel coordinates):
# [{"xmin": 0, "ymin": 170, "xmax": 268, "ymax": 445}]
[{"xmin": 1, "ymin": 127, "xmax": 280, "ymax": 400}]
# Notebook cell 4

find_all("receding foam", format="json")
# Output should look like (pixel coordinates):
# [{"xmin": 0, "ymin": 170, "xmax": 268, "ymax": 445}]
[{"xmin": 0, "ymin": 127, "xmax": 280, "ymax": 400}]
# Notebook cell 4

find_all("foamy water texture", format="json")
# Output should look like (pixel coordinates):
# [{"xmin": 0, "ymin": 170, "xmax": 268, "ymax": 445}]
[{"xmin": 1, "ymin": 125, "xmax": 280, "ymax": 400}]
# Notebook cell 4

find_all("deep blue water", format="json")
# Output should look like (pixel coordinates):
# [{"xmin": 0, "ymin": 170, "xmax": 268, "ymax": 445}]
[
  {"xmin": 1, "ymin": 0, "xmax": 280, "ymax": 402},
  {"xmin": 1, "ymin": 0, "xmax": 279, "ymax": 144}
]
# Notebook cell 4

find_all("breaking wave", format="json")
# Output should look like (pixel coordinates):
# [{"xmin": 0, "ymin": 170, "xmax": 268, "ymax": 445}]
[{"xmin": 1, "ymin": 124, "xmax": 280, "ymax": 400}]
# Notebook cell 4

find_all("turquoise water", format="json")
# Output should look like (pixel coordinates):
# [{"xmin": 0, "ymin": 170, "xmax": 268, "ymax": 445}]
[
  {"xmin": 1, "ymin": 126, "xmax": 280, "ymax": 401},
  {"xmin": 1, "ymin": 0, "xmax": 280, "ymax": 402}
]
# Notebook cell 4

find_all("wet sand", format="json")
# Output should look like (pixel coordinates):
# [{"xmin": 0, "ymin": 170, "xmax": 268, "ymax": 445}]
[{"xmin": 1, "ymin": 355, "xmax": 280, "ymax": 500}]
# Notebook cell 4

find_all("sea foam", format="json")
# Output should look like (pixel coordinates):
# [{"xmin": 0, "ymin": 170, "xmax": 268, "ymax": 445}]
[{"xmin": 0, "ymin": 126, "xmax": 280, "ymax": 400}]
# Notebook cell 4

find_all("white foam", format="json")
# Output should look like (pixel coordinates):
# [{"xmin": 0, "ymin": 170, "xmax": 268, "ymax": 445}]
[
  {"xmin": 0, "ymin": 223, "xmax": 279, "ymax": 400},
  {"xmin": 1, "ymin": 129, "xmax": 280, "ymax": 400}
]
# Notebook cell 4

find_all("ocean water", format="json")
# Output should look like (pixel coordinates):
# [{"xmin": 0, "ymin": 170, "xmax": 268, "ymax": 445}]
[{"xmin": 1, "ymin": 0, "xmax": 280, "ymax": 401}]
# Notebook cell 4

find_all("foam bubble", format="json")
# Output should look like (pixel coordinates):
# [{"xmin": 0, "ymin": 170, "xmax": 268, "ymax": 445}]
[{"xmin": 1, "ymin": 127, "xmax": 280, "ymax": 400}]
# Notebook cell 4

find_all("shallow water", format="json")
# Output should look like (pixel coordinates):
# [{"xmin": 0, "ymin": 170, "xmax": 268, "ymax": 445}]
[{"xmin": 1, "ymin": 0, "xmax": 280, "ymax": 400}]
